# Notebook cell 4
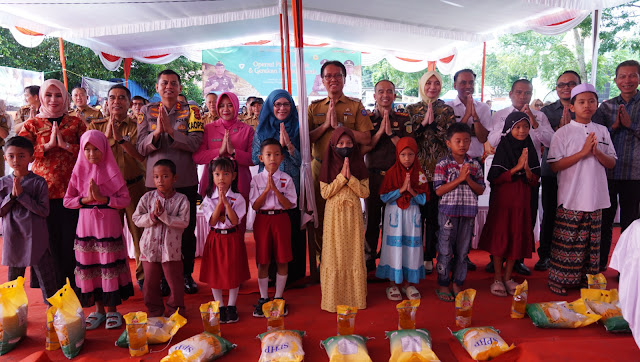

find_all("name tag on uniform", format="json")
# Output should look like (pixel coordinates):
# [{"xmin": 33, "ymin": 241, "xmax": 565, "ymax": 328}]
[
  {"xmin": 212, "ymin": 138, "xmax": 222, "ymax": 142},
  {"xmin": 315, "ymin": 113, "xmax": 326, "ymax": 117},
  {"xmin": 344, "ymin": 112, "xmax": 353, "ymax": 116}
]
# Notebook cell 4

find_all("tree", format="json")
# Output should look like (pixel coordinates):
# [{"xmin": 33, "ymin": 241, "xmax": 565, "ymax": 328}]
[{"xmin": 363, "ymin": 59, "xmax": 453, "ymax": 98}]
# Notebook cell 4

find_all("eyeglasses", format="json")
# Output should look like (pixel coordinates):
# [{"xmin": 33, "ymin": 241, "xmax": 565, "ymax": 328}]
[
  {"xmin": 323, "ymin": 73, "xmax": 344, "ymax": 80},
  {"xmin": 274, "ymin": 102, "xmax": 291, "ymax": 108},
  {"xmin": 556, "ymin": 81, "xmax": 577, "ymax": 88}
]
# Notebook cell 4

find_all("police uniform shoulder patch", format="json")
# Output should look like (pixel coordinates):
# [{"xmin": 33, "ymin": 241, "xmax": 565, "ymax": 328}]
[
  {"xmin": 137, "ymin": 113, "xmax": 144, "ymax": 124},
  {"xmin": 189, "ymin": 105, "xmax": 202, "ymax": 120},
  {"xmin": 361, "ymin": 109, "xmax": 368, "ymax": 116}
]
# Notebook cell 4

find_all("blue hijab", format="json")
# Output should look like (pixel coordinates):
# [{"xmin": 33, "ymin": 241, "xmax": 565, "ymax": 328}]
[{"xmin": 256, "ymin": 89, "xmax": 300, "ymax": 149}]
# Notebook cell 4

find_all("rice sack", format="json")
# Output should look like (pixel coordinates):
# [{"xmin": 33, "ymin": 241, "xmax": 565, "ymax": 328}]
[
  {"xmin": 581, "ymin": 289, "xmax": 630, "ymax": 333},
  {"xmin": 510, "ymin": 280, "xmax": 528, "ymax": 319},
  {"xmin": 46, "ymin": 306, "xmax": 61, "ymax": 351},
  {"xmin": 123, "ymin": 312, "xmax": 148, "ymax": 357},
  {"xmin": 258, "ymin": 329, "xmax": 305, "ymax": 362},
  {"xmin": 386, "ymin": 328, "xmax": 439, "ymax": 362},
  {"xmin": 586, "ymin": 273, "xmax": 607, "ymax": 290},
  {"xmin": 322, "ymin": 335, "xmax": 372, "ymax": 362},
  {"xmin": 161, "ymin": 332, "xmax": 235, "ymax": 362},
  {"xmin": 117, "ymin": 309, "xmax": 187, "ymax": 347},
  {"xmin": 452, "ymin": 326, "xmax": 514, "ymax": 361},
  {"xmin": 200, "ymin": 301, "xmax": 221, "ymax": 336},
  {"xmin": 263, "ymin": 299, "xmax": 286, "ymax": 331},
  {"xmin": 0, "ymin": 276, "xmax": 28, "ymax": 355},
  {"xmin": 396, "ymin": 300, "xmax": 420, "ymax": 330},
  {"xmin": 526, "ymin": 301, "xmax": 600, "ymax": 328},
  {"xmin": 455, "ymin": 289, "xmax": 476, "ymax": 328},
  {"xmin": 47, "ymin": 278, "xmax": 86, "ymax": 359},
  {"xmin": 336, "ymin": 305, "xmax": 357, "ymax": 336}
]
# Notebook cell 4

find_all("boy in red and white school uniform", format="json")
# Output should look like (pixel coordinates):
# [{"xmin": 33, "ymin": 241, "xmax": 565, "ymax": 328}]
[{"xmin": 249, "ymin": 138, "xmax": 297, "ymax": 317}]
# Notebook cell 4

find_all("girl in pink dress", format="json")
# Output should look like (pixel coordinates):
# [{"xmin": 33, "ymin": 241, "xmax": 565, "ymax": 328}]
[
  {"xmin": 193, "ymin": 92, "xmax": 254, "ymax": 232},
  {"xmin": 64, "ymin": 130, "xmax": 133, "ymax": 330}
]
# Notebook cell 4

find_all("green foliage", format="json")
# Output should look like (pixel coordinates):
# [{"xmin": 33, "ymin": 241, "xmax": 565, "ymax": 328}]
[
  {"xmin": 363, "ymin": 59, "xmax": 453, "ymax": 97},
  {"xmin": 0, "ymin": 27, "xmax": 203, "ymax": 103}
]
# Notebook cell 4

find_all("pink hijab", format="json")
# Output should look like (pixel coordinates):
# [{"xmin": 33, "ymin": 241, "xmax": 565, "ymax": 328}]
[
  {"xmin": 70, "ymin": 130, "xmax": 126, "ymax": 199},
  {"xmin": 215, "ymin": 91, "xmax": 240, "ymax": 130},
  {"xmin": 37, "ymin": 79, "xmax": 69, "ymax": 119}
]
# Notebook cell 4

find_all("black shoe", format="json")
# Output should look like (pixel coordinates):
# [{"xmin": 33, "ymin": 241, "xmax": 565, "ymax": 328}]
[
  {"xmin": 160, "ymin": 278, "xmax": 170, "ymax": 297},
  {"xmin": 184, "ymin": 275, "xmax": 198, "ymax": 294},
  {"xmin": 534, "ymin": 258, "xmax": 550, "ymax": 271},
  {"xmin": 219, "ymin": 306, "xmax": 228, "ymax": 324},
  {"xmin": 514, "ymin": 261, "xmax": 531, "ymax": 276},
  {"xmin": 137, "ymin": 279, "xmax": 144, "ymax": 291},
  {"xmin": 274, "ymin": 297, "xmax": 289, "ymax": 316},
  {"xmin": 253, "ymin": 297, "xmax": 270, "ymax": 317},
  {"xmin": 225, "ymin": 306, "xmax": 239, "ymax": 323},
  {"xmin": 366, "ymin": 259, "xmax": 376, "ymax": 273},
  {"xmin": 485, "ymin": 262, "xmax": 494, "ymax": 273},
  {"xmin": 599, "ymin": 266, "xmax": 608, "ymax": 272},
  {"xmin": 465, "ymin": 256, "xmax": 477, "ymax": 271}
]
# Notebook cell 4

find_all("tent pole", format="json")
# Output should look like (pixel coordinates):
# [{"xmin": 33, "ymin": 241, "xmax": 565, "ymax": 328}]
[
  {"xmin": 481, "ymin": 42, "xmax": 486, "ymax": 102},
  {"xmin": 590, "ymin": 10, "xmax": 601, "ymax": 87},
  {"xmin": 124, "ymin": 58, "xmax": 132, "ymax": 87},
  {"xmin": 280, "ymin": 13, "xmax": 286, "ymax": 89},
  {"xmin": 58, "ymin": 38, "xmax": 68, "ymax": 90},
  {"xmin": 283, "ymin": 0, "xmax": 292, "ymax": 93}
]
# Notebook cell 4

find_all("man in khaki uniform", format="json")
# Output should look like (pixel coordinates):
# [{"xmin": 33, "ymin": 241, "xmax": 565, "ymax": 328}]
[
  {"xmin": 308, "ymin": 60, "xmax": 373, "ymax": 260},
  {"xmin": 203, "ymin": 92, "xmax": 218, "ymax": 125},
  {"xmin": 243, "ymin": 97, "xmax": 263, "ymax": 130},
  {"xmin": 70, "ymin": 87, "xmax": 103, "ymax": 125},
  {"xmin": 14, "ymin": 85, "xmax": 40, "ymax": 134},
  {"xmin": 131, "ymin": 96, "xmax": 148, "ymax": 118},
  {"xmin": 88, "ymin": 84, "xmax": 147, "ymax": 288}
]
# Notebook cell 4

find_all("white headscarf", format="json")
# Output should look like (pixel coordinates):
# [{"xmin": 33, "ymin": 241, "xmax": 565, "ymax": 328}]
[{"xmin": 418, "ymin": 70, "xmax": 443, "ymax": 104}]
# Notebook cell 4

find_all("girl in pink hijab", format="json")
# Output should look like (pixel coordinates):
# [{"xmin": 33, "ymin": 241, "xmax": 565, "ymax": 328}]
[
  {"xmin": 64, "ymin": 130, "xmax": 133, "ymax": 330},
  {"xmin": 193, "ymin": 91, "xmax": 254, "ymax": 231}
]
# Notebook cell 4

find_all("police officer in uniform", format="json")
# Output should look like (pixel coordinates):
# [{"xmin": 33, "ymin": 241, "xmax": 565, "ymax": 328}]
[
  {"xmin": 360, "ymin": 80, "xmax": 412, "ymax": 271},
  {"xmin": 308, "ymin": 60, "xmax": 373, "ymax": 262}
]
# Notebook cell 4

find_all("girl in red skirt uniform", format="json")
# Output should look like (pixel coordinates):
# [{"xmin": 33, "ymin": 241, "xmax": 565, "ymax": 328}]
[{"xmin": 199, "ymin": 157, "xmax": 250, "ymax": 323}]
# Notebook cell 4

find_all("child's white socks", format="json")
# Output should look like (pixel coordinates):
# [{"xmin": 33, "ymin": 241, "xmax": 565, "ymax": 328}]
[
  {"xmin": 258, "ymin": 277, "xmax": 269, "ymax": 299},
  {"xmin": 275, "ymin": 273, "xmax": 288, "ymax": 299},
  {"xmin": 211, "ymin": 288, "xmax": 224, "ymax": 306},
  {"xmin": 228, "ymin": 287, "xmax": 239, "ymax": 306}
]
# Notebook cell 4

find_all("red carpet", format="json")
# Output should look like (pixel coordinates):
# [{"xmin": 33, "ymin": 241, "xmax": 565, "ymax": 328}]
[{"xmin": 1, "ymin": 229, "xmax": 638, "ymax": 361}]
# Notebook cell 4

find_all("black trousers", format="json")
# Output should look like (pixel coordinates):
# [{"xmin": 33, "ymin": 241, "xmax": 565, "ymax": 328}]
[
  {"xmin": 365, "ymin": 169, "xmax": 385, "ymax": 262},
  {"xmin": 8, "ymin": 249, "xmax": 58, "ymax": 304},
  {"xmin": 48, "ymin": 198, "xmax": 79, "ymax": 289},
  {"xmin": 538, "ymin": 176, "xmax": 557, "ymax": 260},
  {"xmin": 601, "ymin": 179, "xmax": 640, "ymax": 268},
  {"xmin": 287, "ymin": 208, "xmax": 307, "ymax": 283},
  {"xmin": 422, "ymin": 182, "xmax": 439, "ymax": 260},
  {"xmin": 176, "ymin": 185, "xmax": 199, "ymax": 276}
]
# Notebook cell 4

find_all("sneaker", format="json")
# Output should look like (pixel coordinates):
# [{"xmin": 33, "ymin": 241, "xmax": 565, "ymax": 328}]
[
  {"xmin": 184, "ymin": 275, "xmax": 198, "ymax": 294},
  {"xmin": 253, "ymin": 298, "xmax": 270, "ymax": 317},
  {"xmin": 226, "ymin": 306, "xmax": 239, "ymax": 323},
  {"xmin": 274, "ymin": 297, "xmax": 289, "ymax": 316},
  {"xmin": 219, "ymin": 306, "xmax": 228, "ymax": 324}
]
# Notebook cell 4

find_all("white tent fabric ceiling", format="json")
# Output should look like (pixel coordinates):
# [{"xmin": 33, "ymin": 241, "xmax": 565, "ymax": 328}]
[{"xmin": 0, "ymin": 0, "xmax": 632, "ymax": 64}]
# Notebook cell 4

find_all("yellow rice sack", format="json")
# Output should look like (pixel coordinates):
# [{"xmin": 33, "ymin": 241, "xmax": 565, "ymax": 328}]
[
  {"xmin": 0, "ymin": 276, "xmax": 28, "ymax": 355},
  {"xmin": 526, "ymin": 301, "xmax": 600, "ymax": 328},
  {"xmin": 581, "ymin": 289, "xmax": 630, "ymax": 333},
  {"xmin": 322, "ymin": 335, "xmax": 372, "ymax": 362},
  {"xmin": 336, "ymin": 305, "xmax": 357, "ymax": 336},
  {"xmin": 258, "ymin": 329, "xmax": 305, "ymax": 362},
  {"xmin": 161, "ymin": 332, "xmax": 235, "ymax": 362},
  {"xmin": 510, "ymin": 280, "xmax": 528, "ymax": 319},
  {"xmin": 47, "ymin": 278, "xmax": 86, "ymax": 359},
  {"xmin": 123, "ymin": 312, "xmax": 148, "ymax": 357},
  {"xmin": 586, "ymin": 273, "xmax": 607, "ymax": 289},
  {"xmin": 396, "ymin": 299, "xmax": 420, "ymax": 330},
  {"xmin": 200, "ymin": 302, "xmax": 221, "ymax": 336},
  {"xmin": 452, "ymin": 326, "xmax": 514, "ymax": 361},
  {"xmin": 386, "ymin": 328, "xmax": 440, "ymax": 362},
  {"xmin": 455, "ymin": 289, "xmax": 476, "ymax": 328},
  {"xmin": 46, "ymin": 306, "xmax": 60, "ymax": 351}
]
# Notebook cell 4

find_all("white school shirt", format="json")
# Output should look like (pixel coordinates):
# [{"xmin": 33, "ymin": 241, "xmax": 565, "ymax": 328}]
[
  {"xmin": 446, "ymin": 97, "xmax": 492, "ymax": 158},
  {"xmin": 488, "ymin": 106, "xmax": 554, "ymax": 160},
  {"xmin": 249, "ymin": 169, "xmax": 297, "ymax": 210},
  {"xmin": 547, "ymin": 120, "xmax": 617, "ymax": 212},
  {"xmin": 202, "ymin": 188, "xmax": 246, "ymax": 229}
]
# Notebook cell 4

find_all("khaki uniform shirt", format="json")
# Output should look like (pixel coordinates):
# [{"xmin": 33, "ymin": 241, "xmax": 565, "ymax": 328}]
[
  {"xmin": 14, "ymin": 105, "xmax": 32, "ymax": 133},
  {"xmin": 308, "ymin": 94, "xmax": 373, "ymax": 161},
  {"xmin": 202, "ymin": 112, "xmax": 217, "ymax": 126},
  {"xmin": 70, "ymin": 106, "xmax": 103, "ymax": 123},
  {"xmin": 243, "ymin": 115, "xmax": 259, "ymax": 130},
  {"xmin": 88, "ymin": 115, "xmax": 145, "ymax": 182},
  {"xmin": 366, "ymin": 110, "xmax": 412, "ymax": 170}
]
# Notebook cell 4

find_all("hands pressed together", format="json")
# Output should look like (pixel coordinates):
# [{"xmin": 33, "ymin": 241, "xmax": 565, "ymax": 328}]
[
  {"xmin": 44, "ymin": 122, "xmax": 71, "ymax": 152},
  {"xmin": 399, "ymin": 172, "xmax": 416, "ymax": 196},
  {"xmin": 152, "ymin": 105, "xmax": 175, "ymax": 138},
  {"xmin": 218, "ymin": 129, "xmax": 235, "ymax": 157}
]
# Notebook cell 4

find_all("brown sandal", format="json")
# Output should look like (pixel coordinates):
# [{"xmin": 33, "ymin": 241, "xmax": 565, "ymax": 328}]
[{"xmin": 490, "ymin": 280, "xmax": 507, "ymax": 297}]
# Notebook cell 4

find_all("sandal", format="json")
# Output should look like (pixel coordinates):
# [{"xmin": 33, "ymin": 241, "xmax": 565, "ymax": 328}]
[
  {"xmin": 386, "ymin": 286, "xmax": 402, "ymax": 301},
  {"xmin": 402, "ymin": 285, "xmax": 421, "ymax": 300},
  {"xmin": 435, "ymin": 289, "xmax": 454, "ymax": 302},
  {"xmin": 424, "ymin": 261, "xmax": 433, "ymax": 275},
  {"xmin": 105, "ymin": 312, "xmax": 123, "ymax": 329},
  {"xmin": 548, "ymin": 283, "xmax": 568, "ymax": 296},
  {"xmin": 504, "ymin": 279, "xmax": 519, "ymax": 296},
  {"xmin": 85, "ymin": 312, "xmax": 106, "ymax": 330},
  {"xmin": 490, "ymin": 280, "xmax": 507, "ymax": 297}
]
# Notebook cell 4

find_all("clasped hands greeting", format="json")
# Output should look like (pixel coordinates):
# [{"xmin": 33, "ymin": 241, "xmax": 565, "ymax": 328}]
[
  {"xmin": 219, "ymin": 129, "xmax": 236, "ymax": 157},
  {"xmin": 513, "ymin": 148, "xmax": 534, "ymax": 180},
  {"xmin": 82, "ymin": 179, "xmax": 108, "ymax": 205},
  {"xmin": 279, "ymin": 123, "xmax": 294, "ymax": 154},
  {"xmin": 398, "ymin": 172, "xmax": 417, "ymax": 196},
  {"xmin": 152, "ymin": 105, "xmax": 175, "ymax": 138},
  {"xmin": 44, "ymin": 122, "xmax": 71, "ymax": 152}
]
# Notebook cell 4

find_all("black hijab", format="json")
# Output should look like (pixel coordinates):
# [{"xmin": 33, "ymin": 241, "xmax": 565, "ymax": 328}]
[{"xmin": 488, "ymin": 111, "xmax": 540, "ymax": 183}]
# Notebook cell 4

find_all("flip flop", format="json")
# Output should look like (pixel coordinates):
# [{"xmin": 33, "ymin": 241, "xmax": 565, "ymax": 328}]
[
  {"xmin": 504, "ymin": 279, "xmax": 519, "ymax": 296},
  {"xmin": 548, "ymin": 283, "xmax": 568, "ymax": 296},
  {"xmin": 402, "ymin": 286, "xmax": 421, "ymax": 300},
  {"xmin": 435, "ymin": 289, "xmax": 454, "ymax": 302},
  {"xmin": 85, "ymin": 312, "xmax": 106, "ymax": 330},
  {"xmin": 490, "ymin": 280, "xmax": 507, "ymax": 297},
  {"xmin": 105, "ymin": 312, "xmax": 123, "ymax": 329},
  {"xmin": 386, "ymin": 286, "xmax": 402, "ymax": 301}
]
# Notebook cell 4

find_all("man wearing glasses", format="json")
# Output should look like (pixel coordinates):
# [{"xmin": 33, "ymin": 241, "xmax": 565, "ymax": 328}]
[
  {"xmin": 536, "ymin": 71, "xmax": 581, "ymax": 271},
  {"xmin": 308, "ymin": 60, "xmax": 373, "ymax": 260}
]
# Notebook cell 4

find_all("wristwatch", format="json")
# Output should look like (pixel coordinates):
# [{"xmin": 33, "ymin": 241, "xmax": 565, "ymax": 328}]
[{"xmin": 118, "ymin": 135, "xmax": 130, "ymax": 144}]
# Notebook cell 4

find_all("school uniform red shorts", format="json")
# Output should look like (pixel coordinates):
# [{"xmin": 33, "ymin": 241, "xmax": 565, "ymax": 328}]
[{"xmin": 254, "ymin": 212, "xmax": 292, "ymax": 264}]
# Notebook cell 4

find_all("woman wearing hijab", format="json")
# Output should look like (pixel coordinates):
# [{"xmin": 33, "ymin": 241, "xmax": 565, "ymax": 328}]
[
  {"xmin": 406, "ymin": 70, "xmax": 456, "ymax": 274},
  {"xmin": 64, "ymin": 130, "xmax": 133, "ymax": 329},
  {"xmin": 193, "ymin": 91, "xmax": 254, "ymax": 229},
  {"xmin": 251, "ymin": 89, "xmax": 306, "ymax": 282},
  {"xmin": 319, "ymin": 127, "xmax": 369, "ymax": 312},
  {"xmin": 19, "ymin": 79, "xmax": 87, "ymax": 289},
  {"xmin": 478, "ymin": 112, "xmax": 540, "ymax": 297}
]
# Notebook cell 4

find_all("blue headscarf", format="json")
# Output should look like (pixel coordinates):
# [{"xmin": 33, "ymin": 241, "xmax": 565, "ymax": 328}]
[{"xmin": 256, "ymin": 89, "xmax": 300, "ymax": 149}]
